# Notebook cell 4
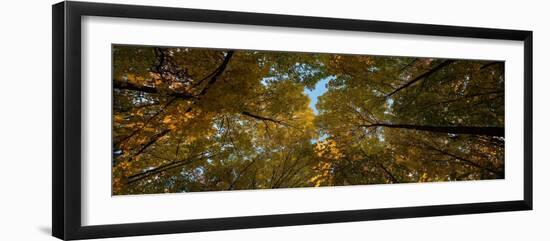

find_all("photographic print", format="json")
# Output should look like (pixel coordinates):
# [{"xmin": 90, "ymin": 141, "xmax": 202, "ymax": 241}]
[
  {"xmin": 112, "ymin": 45, "xmax": 504, "ymax": 195},
  {"xmin": 53, "ymin": 3, "xmax": 532, "ymax": 238}
]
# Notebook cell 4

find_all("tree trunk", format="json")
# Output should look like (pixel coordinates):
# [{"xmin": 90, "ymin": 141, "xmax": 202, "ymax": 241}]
[{"xmin": 361, "ymin": 123, "xmax": 504, "ymax": 137}]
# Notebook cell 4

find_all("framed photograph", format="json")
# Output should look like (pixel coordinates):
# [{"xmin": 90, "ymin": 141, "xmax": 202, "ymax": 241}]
[{"xmin": 52, "ymin": 1, "xmax": 533, "ymax": 240}]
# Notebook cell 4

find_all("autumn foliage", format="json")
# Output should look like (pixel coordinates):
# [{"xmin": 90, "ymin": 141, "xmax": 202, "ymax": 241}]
[{"xmin": 112, "ymin": 45, "xmax": 504, "ymax": 195}]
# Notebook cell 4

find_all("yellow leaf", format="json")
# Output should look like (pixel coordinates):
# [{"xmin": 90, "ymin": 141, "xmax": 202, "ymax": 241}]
[{"xmin": 163, "ymin": 116, "xmax": 173, "ymax": 124}]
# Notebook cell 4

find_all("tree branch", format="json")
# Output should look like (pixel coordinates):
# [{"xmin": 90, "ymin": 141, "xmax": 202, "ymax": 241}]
[
  {"xmin": 126, "ymin": 152, "xmax": 215, "ymax": 184},
  {"xmin": 378, "ymin": 164, "xmax": 399, "ymax": 183},
  {"xmin": 227, "ymin": 159, "xmax": 257, "ymax": 190},
  {"xmin": 399, "ymin": 58, "xmax": 418, "ymax": 72},
  {"xmin": 386, "ymin": 60, "xmax": 455, "ymax": 98},
  {"xmin": 360, "ymin": 123, "xmax": 504, "ymax": 137},
  {"xmin": 196, "ymin": 50, "xmax": 235, "ymax": 97},
  {"xmin": 241, "ymin": 111, "xmax": 289, "ymax": 127},
  {"xmin": 113, "ymin": 81, "xmax": 195, "ymax": 99},
  {"xmin": 114, "ymin": 50, "xmax": 235, "ymax": 100},
  {"xmin": 113, "ymin": 97, "xmax": 177, "ymax": 149},
  {"xmin": 125, "ymin": 129, "xmax": 171, "ymax": 163},
  {"xmin": 427, "ymin": 145, "xmax": 503, "ymax": 178},
  {"xmin": 480, "ymin": 61, "xmax": 504, "ymax": 70}
]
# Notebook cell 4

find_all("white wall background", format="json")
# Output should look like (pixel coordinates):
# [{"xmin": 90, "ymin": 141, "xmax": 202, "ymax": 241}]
[{"xmin": 0, "ymin": 0, "xmax": 547, "ymax": 240}]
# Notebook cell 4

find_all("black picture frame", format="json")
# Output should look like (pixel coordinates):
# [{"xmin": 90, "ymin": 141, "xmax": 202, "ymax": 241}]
[{"xmin": 52, "ymin": 1, "xmax": 533, "ymax": 240}]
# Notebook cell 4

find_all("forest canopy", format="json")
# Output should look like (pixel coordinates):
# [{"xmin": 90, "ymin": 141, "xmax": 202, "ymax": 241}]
[{"xmin": 112, "ymin": 45, "xmax": 504, "ymax": 195}]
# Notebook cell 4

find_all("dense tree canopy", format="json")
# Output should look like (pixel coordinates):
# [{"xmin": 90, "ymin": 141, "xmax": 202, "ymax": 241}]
[{"xmin": 112, "ymin": 45, "xmax": 504, "ymax": 195}]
